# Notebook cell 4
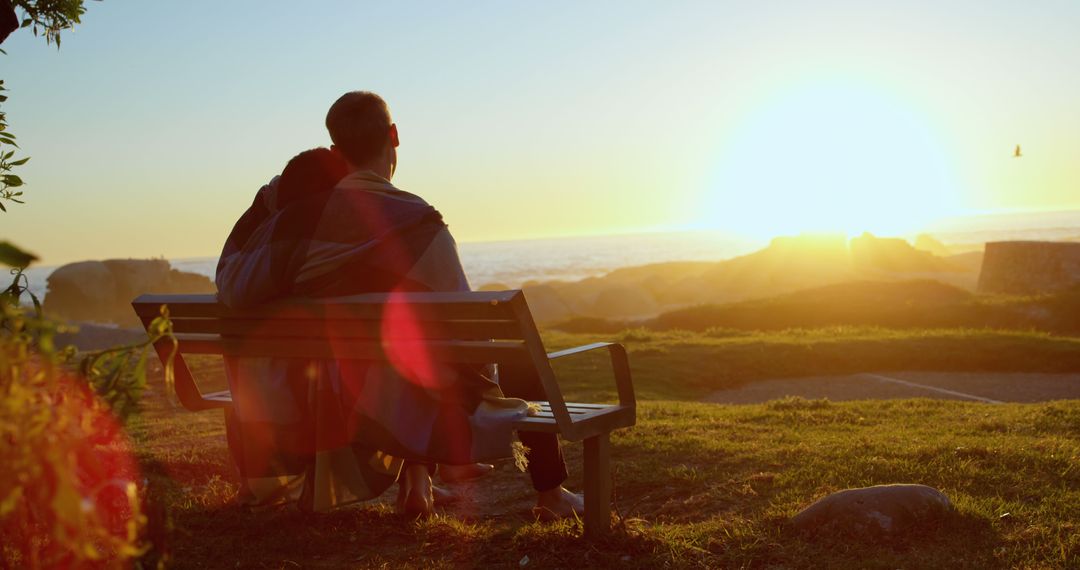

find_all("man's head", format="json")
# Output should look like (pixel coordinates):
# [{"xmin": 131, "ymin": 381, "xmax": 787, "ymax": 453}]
[{"xmin": 325, "ymin": 91, "xmax": 399, "ymax": 179}]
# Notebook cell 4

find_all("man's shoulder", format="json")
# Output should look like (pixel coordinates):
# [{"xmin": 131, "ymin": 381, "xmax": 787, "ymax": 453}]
[{"xmin": 336, "ymin": 171, "xmax": 428, "ymax": 201}]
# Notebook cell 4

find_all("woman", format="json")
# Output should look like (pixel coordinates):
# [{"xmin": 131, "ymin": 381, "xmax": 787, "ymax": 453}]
[{"xmin": 217, "ymin": 148, "xmax": 507, "ymax": 517}]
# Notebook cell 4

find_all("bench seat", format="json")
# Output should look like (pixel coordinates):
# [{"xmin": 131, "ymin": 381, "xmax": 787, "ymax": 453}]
[{"xmin": 133, "ymin": 291, "xmax": 635, "ymax": 536}]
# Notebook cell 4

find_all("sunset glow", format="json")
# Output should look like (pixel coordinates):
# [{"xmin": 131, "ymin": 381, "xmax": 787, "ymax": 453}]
[
  {"xmin": 706, "ymin": 80, "xmax": 959, "ymax": 238},
  {"xmin": 3, "ymin": 2, "xmax": 1079, "ymax": 264}
]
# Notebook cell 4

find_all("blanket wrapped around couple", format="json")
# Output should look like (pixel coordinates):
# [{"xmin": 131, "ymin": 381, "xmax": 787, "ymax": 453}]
[{"xmin": 215, "ymin": 170, "xmax": 530, "ymax": 511}]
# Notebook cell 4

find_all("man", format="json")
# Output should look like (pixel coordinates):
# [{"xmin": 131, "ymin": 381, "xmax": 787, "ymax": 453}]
[{"xmin": 216, "ymin": 91, "xmax": 582, "ymax": 518}]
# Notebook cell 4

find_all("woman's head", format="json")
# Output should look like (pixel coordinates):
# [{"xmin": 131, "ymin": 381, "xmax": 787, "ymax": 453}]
[{"xmin": 276, "ymin": 147, "xmax": 349, "ymax": 209}]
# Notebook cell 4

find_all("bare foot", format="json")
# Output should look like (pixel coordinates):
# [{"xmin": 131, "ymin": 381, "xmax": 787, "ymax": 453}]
[
  {"xmin": 439, "ymin": 463, "xmax": 495, "ymax": 483},
  {"xmin": 396, "ymin": 465, "xmax": 434, "ymax": 519},
  {"xmin": 532, "ymin": 486, "xmax": 584, "ymax": 521},
  {"xmin": 432, "ymin": 485, "xmax": 460, "ymax": 506}
]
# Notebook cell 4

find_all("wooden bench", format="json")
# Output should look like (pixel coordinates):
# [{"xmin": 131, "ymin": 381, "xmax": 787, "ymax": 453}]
[{"xmin": 132, "ymin": 290, "xmax": 635, "ymax": 536}]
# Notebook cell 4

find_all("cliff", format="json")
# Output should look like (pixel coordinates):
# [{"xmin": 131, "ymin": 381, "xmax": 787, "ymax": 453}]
[{"xmin": 977, "ymin": 241, "xmax": 1080, "ymax": 294}]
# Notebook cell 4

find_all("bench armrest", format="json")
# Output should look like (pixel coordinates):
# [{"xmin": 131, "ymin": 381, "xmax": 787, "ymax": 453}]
[{"xmin": 546, "ymin": 342, "xmax": 635, "ymax": 408}]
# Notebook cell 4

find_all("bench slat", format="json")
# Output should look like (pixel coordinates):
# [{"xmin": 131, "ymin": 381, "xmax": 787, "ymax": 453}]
[
  {"xmin": 168, "ymin": 317, "xmax": 524, "ymax": 340},
  {"xmin": 134, "ymin": 292, "xmax": 521, "ymax": 322},
  {"xmin": 537, "ymin": 402, "xmax": 610, "ymax": 411},
  {"xmin": 514, "ymin": 405, "xmax": 636, "ymax": 440},
  {"xmin": 202, "ymin": 390, "xmax": 233, "ymax": 403},
  {"xmin": 173, "ymin": 333, "xmax": 533, "ymax": 364},
  {"xmin": 511, "ymin": 416, "xmax": 562, "ymax": 433}
]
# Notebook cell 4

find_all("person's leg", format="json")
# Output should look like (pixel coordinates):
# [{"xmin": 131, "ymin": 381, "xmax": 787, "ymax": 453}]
[
  {"xmin": 439, "ymin": 462, "xmax": 494, "ymax": 483},
  {"xmin": 397, "ymin": 461, "xmax": 434, "ymax": 517},
  {"xmin": 497, "ymin": 363, "xmax": 583, "ymax": 518},
  {"xmin": 497, "ymin": 363, "xmax": 568, "ymax": 490}
]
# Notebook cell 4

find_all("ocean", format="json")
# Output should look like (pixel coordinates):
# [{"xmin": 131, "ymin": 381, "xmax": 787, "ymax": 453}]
[
  {"xmin": 19, "ymin": 211, "xmax": 1080, "ymax": 303},
  {"xmin": 16, "ymin": 231, "xmax": 762, "ymax": 303}
]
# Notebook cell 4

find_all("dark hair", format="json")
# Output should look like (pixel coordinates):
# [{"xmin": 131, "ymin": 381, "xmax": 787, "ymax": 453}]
[
  {"xmin": 276, "ymin": 147, "xmax": 349, "ymax": 209},
  {"xmin": 325, "ymin": 91, "xmax": 393, "ymax": 166}
]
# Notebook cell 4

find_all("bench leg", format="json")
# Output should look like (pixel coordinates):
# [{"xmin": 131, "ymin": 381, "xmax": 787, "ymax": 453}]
[{"xmin": 582, "ymin": 433, "xmax": 611, "ymax": 537}]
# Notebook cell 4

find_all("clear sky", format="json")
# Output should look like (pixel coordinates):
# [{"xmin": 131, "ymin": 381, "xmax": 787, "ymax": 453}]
[{"xmin": 3, "ymin": 0, "xmax": 1079, "ymax": 264}]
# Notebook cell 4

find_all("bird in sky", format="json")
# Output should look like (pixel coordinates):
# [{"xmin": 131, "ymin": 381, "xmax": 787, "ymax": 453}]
[{"xmin": 1014, "ymin": 144, "xmax": 1022, "ymax": 158}]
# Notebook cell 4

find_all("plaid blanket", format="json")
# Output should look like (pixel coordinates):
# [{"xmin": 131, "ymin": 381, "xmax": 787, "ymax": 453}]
[{"xmin": 216, "ymin": 170, "xmax": 529, "ymax": 511}]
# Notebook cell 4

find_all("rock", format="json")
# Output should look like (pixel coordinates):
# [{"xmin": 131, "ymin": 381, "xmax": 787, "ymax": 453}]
[
  {"xmin": 913, "ymin": 234, "xmax": 952, "ymax": 257},
  {"xmin": 42, "ymin": 261, "xmax": 118, "ymax": 322},
  {"xmin": 790, "ymin": 484, "xmax": 952, "ymax": 536},
  {"xmin": 850, "ymin": 233, "xmax": 957, "ymax": 274},
  {"xmin": 44, "ymin": 258, "xmax": 216, "ymax": 326},
  {"xmin": 978, "ymin": 241, "xmax": 1080, "ymax": 294}
]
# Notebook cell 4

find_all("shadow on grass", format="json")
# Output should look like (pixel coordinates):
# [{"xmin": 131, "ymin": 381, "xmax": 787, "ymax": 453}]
[
  {"xmin": 774, "ymin": 509, "xmax": 1003, "ymax": 569},
  {"xmin": 138, "ymin": 490, "xmax": 1006, "ymax": 570}
]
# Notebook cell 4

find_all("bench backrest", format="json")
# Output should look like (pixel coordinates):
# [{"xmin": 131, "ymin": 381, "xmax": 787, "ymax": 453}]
[{"xmin": 132, "ymin": 290, "xmax": 577, "ymax": 431}]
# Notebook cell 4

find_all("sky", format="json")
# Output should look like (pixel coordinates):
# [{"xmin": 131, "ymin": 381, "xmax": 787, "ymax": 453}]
[{"xmin": 2, "ymin": 0, "xmax": 1079, "ymax": 264}]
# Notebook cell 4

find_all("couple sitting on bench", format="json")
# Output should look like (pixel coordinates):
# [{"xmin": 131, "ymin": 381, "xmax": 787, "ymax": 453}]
[{"xmin": 214, "ymin": 91, "xmax": 582, "ymax": 519}]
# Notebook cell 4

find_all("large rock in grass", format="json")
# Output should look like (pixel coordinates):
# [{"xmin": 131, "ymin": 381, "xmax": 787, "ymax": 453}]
[
  {"xmin": 44, "ymin": 259, "xmax": 215, "ymax": 326},
  {"xmin": 790, "ymin": 484, "xmax": 952, "ymax": 536}
]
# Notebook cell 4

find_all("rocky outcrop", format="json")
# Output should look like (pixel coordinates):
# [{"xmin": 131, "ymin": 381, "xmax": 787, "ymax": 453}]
[
  {"xmin": 44, "ymin": 259, "xmax": 216, "ymax": 326},
  {"xmin": 978, "ymin": 241, "xmax": 1080, "ymax": 294},
  {"xmin": 913, "ymin": 234, "xmax": 951, "ymax": 257},
  {"xmin": 851, "ymin": 233, "xmax": 958, "ymax": 274},
  {"xmin": 790, "ymin": 484, "xmax": 953, "ymax": 536},
  {"xmin": 513, "ymin": 234, "xmax": 982, "ymax": 324}
]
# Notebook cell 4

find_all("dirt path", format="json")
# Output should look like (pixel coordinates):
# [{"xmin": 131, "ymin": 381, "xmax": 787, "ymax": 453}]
[{"xmin": 702, "ymin": 371, "xmax": 1080, "ymax": 404}]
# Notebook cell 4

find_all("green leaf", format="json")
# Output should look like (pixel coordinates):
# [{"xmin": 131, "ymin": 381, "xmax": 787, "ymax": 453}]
[
  {"xmin": 9, "ymin": 157, "xmax": 28, "ymax": 166},
  {"xmin": 2, "ymin": 175, "xmax": 23, "ymax": 187},
  {"xmin": 0, "ymin": 241, "xmax": 38, "ymax": 267}
]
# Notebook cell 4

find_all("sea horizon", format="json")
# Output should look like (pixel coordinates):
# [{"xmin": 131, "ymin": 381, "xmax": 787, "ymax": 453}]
[{"xmin": 18, "ymin": 210, "xmax": 1080, "ymax": 304}]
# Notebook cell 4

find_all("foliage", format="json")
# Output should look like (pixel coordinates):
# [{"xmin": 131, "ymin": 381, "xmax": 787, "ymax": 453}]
[
  {"xmin": 2, "ymin": 1, "xmax": 97, "ymax": 211},
  {"xmin": 79, "ymin": 312, "xmax": 177, "ymax": 420},
  {"xmin": 12, "ymin": 0, "xmax": 93, "ymax": 48},
  {"xmin": 0, "ymin": 271, "xmax": 176, "ymax": 567},
  {"xmin": 0, "ymin": 79, "xmax": 31, "ymax": 212},
  {"xmin": 0, "ymin": 1, "xmax": 180, "ymax": 566},
  {"xmin": 0, "ymin": 239, "xmax": 36, "ymax": 266}
]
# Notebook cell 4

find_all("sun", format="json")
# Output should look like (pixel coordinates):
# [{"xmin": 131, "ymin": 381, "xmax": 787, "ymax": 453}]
[{"xmin": 704, "ymin": 80, "xmax": 959, "ymax": 239}]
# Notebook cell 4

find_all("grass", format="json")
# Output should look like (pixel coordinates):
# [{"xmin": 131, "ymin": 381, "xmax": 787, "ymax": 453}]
[
  {"xmin": 555, "ymin": 280, "xmax": 1080, "ymax": 336},
  {"xmin": 543, "ymin": 327, "xmax": 1080, "ymax": 401},
  {"xmin": 118, "ymin": 326, "xmax": 1080, "ymax": 568},
  {"xmin": 127, "ymin": 390, "xmax": 1079, "ymax": 568}
]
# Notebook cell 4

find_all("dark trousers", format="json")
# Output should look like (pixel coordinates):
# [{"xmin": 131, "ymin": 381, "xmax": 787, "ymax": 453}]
[{"xmin": 497, "ymin": 363, "xmax": 568, "ymax": 492}]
